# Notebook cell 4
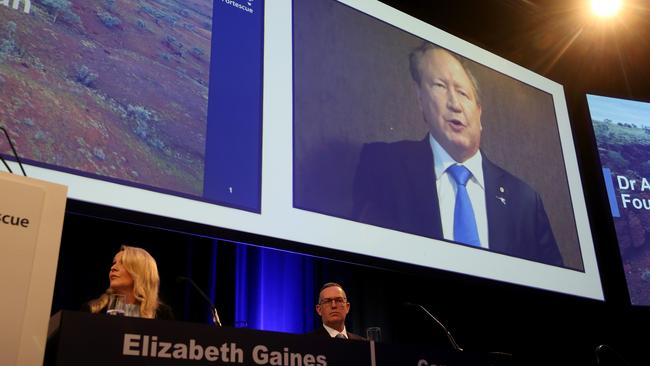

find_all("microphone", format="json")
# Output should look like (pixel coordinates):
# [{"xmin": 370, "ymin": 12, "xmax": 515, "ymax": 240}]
[
  {"xmin": 177, "ymin": 276, "xmax": 222, "ymax": 326},
  {"xmin": 0, "ymin": 126, "xmax": 27, "ymax": 176},
  {"xmin": 404, "ymin": 302, "xmax": 463, "ymax": 352}
]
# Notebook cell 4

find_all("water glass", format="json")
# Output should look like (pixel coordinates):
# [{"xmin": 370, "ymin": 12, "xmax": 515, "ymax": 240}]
[{"xmin": 366, "ymin": 326, "xmax": 381, "ymax": 342}]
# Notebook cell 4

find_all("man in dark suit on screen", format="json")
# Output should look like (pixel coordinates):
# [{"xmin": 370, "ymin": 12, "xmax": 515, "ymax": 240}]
[
  {"xmin": 310, "ymin": 282, "xmax": 365, "ymax": 340},
  {"xmin": 352, "ymin": 43, "xmax": 563, "ymax": 266}
]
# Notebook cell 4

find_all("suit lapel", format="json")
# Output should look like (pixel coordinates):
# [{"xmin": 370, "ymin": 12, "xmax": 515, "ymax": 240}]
[
  {"xmin": 403, "ymin": 137, "xmax": 442, "ymax": 238},
  {"xmin": 483, "ymin": 156, "xmax": 510, "ymax": 252}
]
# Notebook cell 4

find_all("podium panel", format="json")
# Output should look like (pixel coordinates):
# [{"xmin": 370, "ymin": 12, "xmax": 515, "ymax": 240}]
[
  {"xmin": 48, "ymin": 311, "xmax": 508, "ymax": 366},
  {"xmin": 48, "ymin": 311, "xmax": 370, "ymax": 366}
]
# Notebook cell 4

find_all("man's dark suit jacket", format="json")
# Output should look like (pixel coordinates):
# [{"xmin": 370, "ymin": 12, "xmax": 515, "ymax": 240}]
[
  {"xmin": 352, "ymin": 137, "xmax": 563, "ymax": 266},
  {"xmin": 310, "ymin": 325, "xmax": 366, "ymax": 341}
]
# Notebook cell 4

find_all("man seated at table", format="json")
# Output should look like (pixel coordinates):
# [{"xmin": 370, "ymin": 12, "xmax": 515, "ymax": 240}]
[{"xmin": 310, "ymin": 282, "xmax": 364, "ymax": 340}]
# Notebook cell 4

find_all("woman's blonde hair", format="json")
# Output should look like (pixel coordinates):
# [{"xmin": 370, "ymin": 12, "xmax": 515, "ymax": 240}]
[{"xmin": 89, "ymin": 245, "xmax": 161, "ymax": 319}]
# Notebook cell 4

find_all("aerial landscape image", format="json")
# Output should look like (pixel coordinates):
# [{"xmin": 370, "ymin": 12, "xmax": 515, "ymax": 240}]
[
  {"xmin": 589, "ymin": 94, "xmax": 650, "ymax": 305},
  {"xmin": 0, "ymin": 0, "xmax": 213, "ymax": 197}
]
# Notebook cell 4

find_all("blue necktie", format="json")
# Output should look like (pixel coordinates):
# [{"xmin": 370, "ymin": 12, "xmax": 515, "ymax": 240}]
[{"xmin": 448, "ymin": 165, "xmax": 480, "ymax": 247}]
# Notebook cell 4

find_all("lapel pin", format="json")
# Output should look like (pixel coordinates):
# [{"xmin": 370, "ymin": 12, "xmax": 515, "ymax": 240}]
[{"xmin": 497, "ymin": 187, "xmax": 506, "ymax": 205}]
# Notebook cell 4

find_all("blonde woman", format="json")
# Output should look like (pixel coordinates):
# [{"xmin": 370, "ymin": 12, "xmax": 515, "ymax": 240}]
[{"xmin": 83, "ymin": 245, "xmax": 173, "ymax": 320}]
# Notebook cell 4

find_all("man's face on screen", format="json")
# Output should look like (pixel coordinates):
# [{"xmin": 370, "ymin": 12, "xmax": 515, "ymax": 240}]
[
  {"xmin": 316, "ymin": 285, "xmax": 350, "ymax": 331},
  {"xmin": 416, "ymin": 48, "xmax": 482, "ymax": 163}
]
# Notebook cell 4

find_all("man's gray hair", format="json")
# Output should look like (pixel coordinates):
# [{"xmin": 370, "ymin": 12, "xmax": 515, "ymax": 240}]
[
  {"xmin": 318, "ymin": 282, "xmax": 347, "ymax": 302},
  {"xmin": 409, "ymin": 42, "xmax": 482, "ymax": 105}
]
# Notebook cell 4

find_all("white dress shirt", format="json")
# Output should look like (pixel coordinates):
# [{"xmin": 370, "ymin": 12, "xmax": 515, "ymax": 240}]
[
  {"xmin": 322, "ymin": 323, "xmax": 349, "ymax": 338},
  {"xmin": 429, "ymin": 134, "xmax": 489, "ymax": 248}
]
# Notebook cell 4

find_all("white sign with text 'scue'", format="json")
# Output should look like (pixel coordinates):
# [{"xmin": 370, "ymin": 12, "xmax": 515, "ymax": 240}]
[{"xmin": 0, "ymin": 172, "xmax": 67, "ymax": 366}]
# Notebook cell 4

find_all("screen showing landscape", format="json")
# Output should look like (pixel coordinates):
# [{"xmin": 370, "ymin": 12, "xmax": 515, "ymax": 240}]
[
  {"xmin": 0, "ymin": 0, "xmax": 603, "ymax": 300},
  {"xmin": 0, "ymin": 0, "xmax": 263, "ymax": 212},
  {"xmin": 588, "ymin": 94, "xmax": 650, "ymax": 305}
]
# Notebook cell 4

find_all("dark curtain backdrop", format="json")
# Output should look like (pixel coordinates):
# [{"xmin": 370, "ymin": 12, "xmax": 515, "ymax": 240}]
[{"xmin": 234, "ymin": 244, "xmax": 315, "ymax": 333}]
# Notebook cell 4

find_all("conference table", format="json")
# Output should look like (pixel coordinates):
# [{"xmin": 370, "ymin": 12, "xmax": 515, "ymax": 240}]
[{"xmin": 46, "ymin": 311, "xmax": 510, "ymax": 365}]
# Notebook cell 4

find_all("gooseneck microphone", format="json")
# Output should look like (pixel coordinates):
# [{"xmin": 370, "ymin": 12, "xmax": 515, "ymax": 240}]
[
  {"xmin": 177, "ymin": 276, "xmax": 222, "ymax": 326},
  {"xmin": 404, "ymin": 302, "xmax": 463, "ymax": 352},
  {"xmin": 0, "ymin": 126, "xmax": 27, "ymax": 176}
]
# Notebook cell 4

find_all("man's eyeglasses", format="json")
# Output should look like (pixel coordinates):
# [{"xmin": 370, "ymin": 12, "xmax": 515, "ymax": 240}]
[{"xmin": 319, "ymin": 297, "xmax": 347, "ymax": 307}]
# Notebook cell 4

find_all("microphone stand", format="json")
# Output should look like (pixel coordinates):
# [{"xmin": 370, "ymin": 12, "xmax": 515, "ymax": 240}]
[
  {"xmin": 177, "ymin": 276, "xmax": 222, "ymax": 326},
  {"xmin": 0, "ymin": 126, "xmax": 27, "ymax": 176},
  {"xmin": 405, "ymin": 302, "xmax": 463, "ymax": 352}
]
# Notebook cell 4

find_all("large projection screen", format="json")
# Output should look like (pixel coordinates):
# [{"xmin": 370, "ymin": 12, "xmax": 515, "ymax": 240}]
[
  {"xmin": 1, "ymin": 0, "xmax": 602, "ymax": 300},
  {"xmin": 0, "ymin": 0, "xmax": 263, "ymax": 212},
  {"xmin": 587, "ymin": 94, "xmax": 650, "ymax": 305}
]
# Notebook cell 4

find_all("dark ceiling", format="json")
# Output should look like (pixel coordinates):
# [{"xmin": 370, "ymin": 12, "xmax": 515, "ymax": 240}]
[{"xmin": 382, "ymin": 0, "xmax": 650, "ymax": 100}]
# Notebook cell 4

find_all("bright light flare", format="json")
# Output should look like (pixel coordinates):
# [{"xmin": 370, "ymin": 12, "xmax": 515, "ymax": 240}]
[{"xmin": 591, "ymin": 0, "xmax": 622, "ymax": 17}]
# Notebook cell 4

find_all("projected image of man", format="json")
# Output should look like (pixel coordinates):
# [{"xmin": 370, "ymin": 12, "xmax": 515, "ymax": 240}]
[{"xmin": 352, "ymin": 43, "xmax": 563, "ymax": 266}]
